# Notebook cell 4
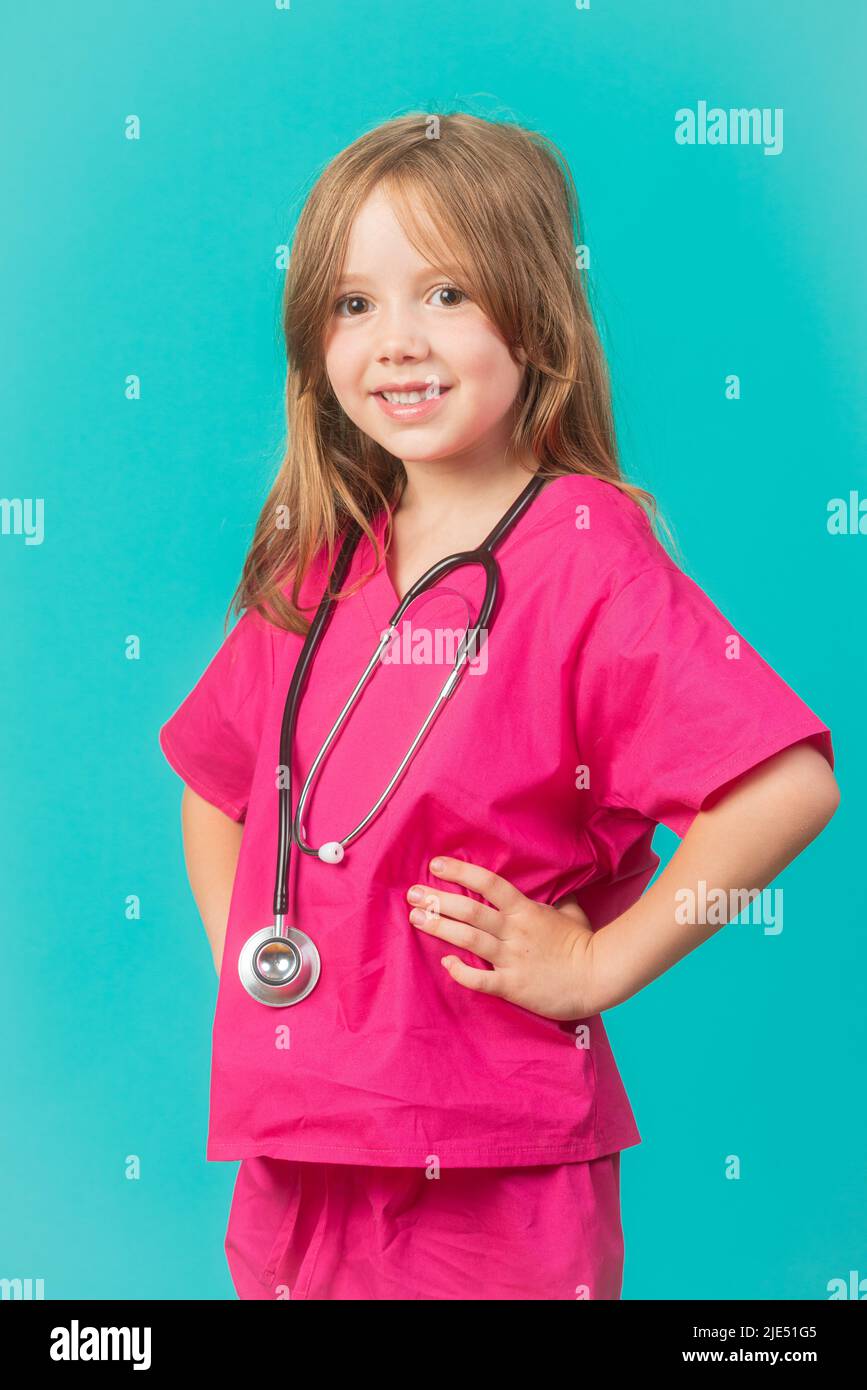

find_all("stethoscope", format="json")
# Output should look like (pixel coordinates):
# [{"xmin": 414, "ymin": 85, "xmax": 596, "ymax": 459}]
[{"xmin": 237, "ymin": 471, "xmax": 550, "ymax": 1006}]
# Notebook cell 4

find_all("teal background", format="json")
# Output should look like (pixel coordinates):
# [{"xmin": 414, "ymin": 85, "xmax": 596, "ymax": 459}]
[{"xmin": 1, "ymin": 0, "xmax": 863, "ymax": 1301}]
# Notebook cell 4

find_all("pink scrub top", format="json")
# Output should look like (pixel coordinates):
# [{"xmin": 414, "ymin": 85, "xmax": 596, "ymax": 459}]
[{"xmin": 159, "ymin": 474, "xmax": 834, "ymax": 1168}]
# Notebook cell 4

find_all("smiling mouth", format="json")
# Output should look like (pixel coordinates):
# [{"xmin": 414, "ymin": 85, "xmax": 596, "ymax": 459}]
[{"xmin": 375, "ymin": 386, "xmax": 452, "ymax": 404}]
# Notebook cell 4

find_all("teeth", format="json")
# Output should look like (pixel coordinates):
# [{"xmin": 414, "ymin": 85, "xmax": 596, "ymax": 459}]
[{"xmin": 382, "ymin": 390, "xmax": 428, "ymax": 404}]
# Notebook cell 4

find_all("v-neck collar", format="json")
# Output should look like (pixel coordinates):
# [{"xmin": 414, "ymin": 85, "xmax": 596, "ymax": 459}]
[{"xmin": 358, "ymin": 474, "xmax": 570, "ymax": 638}]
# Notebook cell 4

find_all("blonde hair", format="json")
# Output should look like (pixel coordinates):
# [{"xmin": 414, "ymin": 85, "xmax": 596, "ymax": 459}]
[{"xmin": 229, "ymin": 111, "xmax": 676, "ymax": 635}]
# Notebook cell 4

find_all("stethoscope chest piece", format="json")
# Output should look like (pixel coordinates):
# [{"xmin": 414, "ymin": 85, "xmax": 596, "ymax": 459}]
[{"xmin": 238, "ymin": 925, "xmax": 321, "ymax": 1006}]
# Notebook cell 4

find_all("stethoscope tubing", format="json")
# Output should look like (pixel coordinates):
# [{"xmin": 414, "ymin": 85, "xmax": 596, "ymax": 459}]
[
  {"xmin": 271, "ymin": 472, "xmax": 550, "ymax": 920},
  {"xmin": 273, "ymin": 522, "xmax": 363, "ymax": 916},
  {"xmin": 292, "ymin": 549, "xmax": 497, "ymax": 856}
]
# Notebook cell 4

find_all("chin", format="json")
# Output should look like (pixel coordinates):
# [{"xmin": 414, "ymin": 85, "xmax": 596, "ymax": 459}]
[{"xmin": 394, "ymin": 437, "xmax": 461, "ymax": 461}]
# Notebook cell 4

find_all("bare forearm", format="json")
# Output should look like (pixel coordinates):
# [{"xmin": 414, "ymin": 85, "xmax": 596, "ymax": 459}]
[
  {"xmin": 180, "ymin": 786, "xmax": 245, "ymax": 974},
  {"xmin": 587, "ymin": 741, "xmax": 840, "ymax": 1013}
]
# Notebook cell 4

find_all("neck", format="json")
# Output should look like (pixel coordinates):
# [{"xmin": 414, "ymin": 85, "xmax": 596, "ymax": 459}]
[{"xmin": 396, "ymin": 451, "xmax": 541, "ymax": 526}]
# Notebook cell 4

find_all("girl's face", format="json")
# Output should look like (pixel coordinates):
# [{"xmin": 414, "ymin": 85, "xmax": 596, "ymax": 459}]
[{"xmin": 323, "ymin": 187, "xmax": 525, "ymax": 472}]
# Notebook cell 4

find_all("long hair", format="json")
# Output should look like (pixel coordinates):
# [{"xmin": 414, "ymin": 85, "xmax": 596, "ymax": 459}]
[{"xmin": 228, "ymin": 111, "xmax": 675, "ymax": 635}]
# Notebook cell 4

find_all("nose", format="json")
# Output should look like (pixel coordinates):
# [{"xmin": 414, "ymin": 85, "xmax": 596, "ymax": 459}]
[{"xmin": 373, "ymin": 301, "xmax": 429, "ymax": 364}]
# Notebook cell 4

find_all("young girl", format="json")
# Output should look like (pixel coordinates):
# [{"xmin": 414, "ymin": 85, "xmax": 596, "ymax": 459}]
[{"xmin": 159, "ymin": 113, "xmax": 838, "ymax": 1301}]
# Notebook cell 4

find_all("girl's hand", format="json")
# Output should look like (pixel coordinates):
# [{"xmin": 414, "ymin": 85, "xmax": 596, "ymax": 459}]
[{"xmin": 405, "ymin": 856, "xmax": 598, "ymax": 1020}]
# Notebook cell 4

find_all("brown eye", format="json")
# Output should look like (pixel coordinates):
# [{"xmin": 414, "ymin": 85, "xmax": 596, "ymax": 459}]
[
  {"xmin": 431, "ymin": 285, "xmax": 467, "ymax": 308},
  {"xmin": 335, "ymin": 295, "xmax": 369, "ymax": 317}
]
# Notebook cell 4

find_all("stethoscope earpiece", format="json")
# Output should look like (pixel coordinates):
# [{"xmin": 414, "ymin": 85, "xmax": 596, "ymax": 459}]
[{"xmin": 318, "ymin": 841, "xmax": 344, "ymax": 863}]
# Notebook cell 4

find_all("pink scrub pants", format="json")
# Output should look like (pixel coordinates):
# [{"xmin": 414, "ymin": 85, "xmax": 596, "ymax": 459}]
[{"xmin": 224, "ymin": 1153, "xmax": 624, "ymax": 1301}]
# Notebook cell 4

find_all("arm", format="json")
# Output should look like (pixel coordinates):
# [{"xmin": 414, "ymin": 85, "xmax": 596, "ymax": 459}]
[
  {"xmin": 587, "ymin": 740, "xmax": 840, "ymax": 1012},
  {"xmin": 179, "ymin": 784, "xmax": 245, "ymax": 976}
]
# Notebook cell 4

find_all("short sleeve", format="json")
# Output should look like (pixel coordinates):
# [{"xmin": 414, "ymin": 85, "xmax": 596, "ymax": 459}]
[
  {"xmin": 158, "ymin": 608, "xmax": 275, "ymax": 823},
  {"xmin": 575, "ymin": 561, "xmax": 834, "ymax": 838}
]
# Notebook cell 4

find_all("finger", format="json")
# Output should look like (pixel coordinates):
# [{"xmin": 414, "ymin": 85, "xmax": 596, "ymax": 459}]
[
  {"xmin": 410, "ymin": 902, "xmax": 506, "ymax": 965},
  {"xmin": 406, "ymin": 884, "xmax": 504, "ymax": 938},
  {"xmin": 439, "ymin": 954, "xmax": 503, "ymax": 995},
  {"xmin": 428, "ymin": 856, "xmax": 526, "ymax": 913}
]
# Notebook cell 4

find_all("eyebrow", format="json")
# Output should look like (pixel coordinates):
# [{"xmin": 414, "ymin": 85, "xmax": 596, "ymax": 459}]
[{"xmin": 335, "ymin": 265, "xmax": 458, "ymax": 290}]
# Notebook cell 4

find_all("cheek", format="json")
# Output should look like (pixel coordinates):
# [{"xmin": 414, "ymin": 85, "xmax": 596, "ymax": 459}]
[
  {"xmin": 324, "ymin": 315, "xmax": 370, "ymax": 370},
  {"xmin": 323, "ymin": 343, "xmax": 371, "ymax": 423},
  {"xmin": 456, "ymin": 346, "xmax": 523, "ymax": 423},
  {"xmin": 323, "ymin": 336, "xmax": 352, "ymax": 393}
]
